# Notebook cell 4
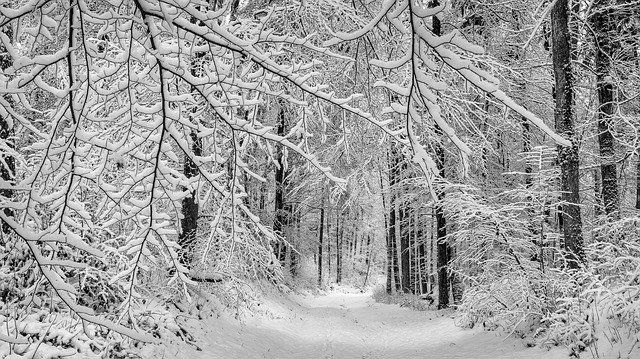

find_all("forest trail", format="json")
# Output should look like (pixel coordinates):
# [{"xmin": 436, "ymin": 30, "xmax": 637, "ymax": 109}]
[{"xmin": 153, "ymin": 287, "xmax": 568, "ymax": 359}]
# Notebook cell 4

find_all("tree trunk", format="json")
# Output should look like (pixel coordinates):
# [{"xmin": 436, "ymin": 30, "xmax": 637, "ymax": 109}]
[
  {"xmin": 327, "ymin": 206, "xmax": 332, "ymax": 277},
  {"xmin": 450, "ymin": 242, "xmax": 463, "ymax": 305},
  {"xmin": 636, "ymin": 160, "xmax": 640, "ymax": 210},
  {"xmin": 177, "ymin": 10, "xmax": 213, "ymax": 269},
  {"xmin": 436, "ymin": 187, "xmax": 449, "ymax": 308},
  {"xmin": 273, "ymin": 104, "xmax": 287, "ymax": 265},
  {"xmin": 411, "ymin": 208, "xmax": 419, "ymax": 294},
  {"xmin": 399, "ymin": 198, "xmax": 411, "ymax": 293},
  {"xmin": 386, "ymin": 146, "xmax": 399, "ymax": 293},
  {"xmin": 592, "ymin": 0, "xmax": 619, "ymax": 217},
  {"xmin": 594, "ymin": 167, "xmax": 603, "ymax": 215},
  {"xmin": 318, "ymin": 203, "xmax": 325, "ymax": 286},
  {"xmin": 179, "ymin": 130, "xmax": 202, "ymax": 268},
  {"xmin": 0, "ymin": 27, "xmax": 15, "ymax": 236},
  {"xmin": 336, "ymin": 206, "xmax": 343, "ymax": 284},
  {"xmin": 432, "ymin": 2, "xmax": 451, "ymax": 309},
  {"xmin": 551, "ymin": 0, "xmax": 584, "ymax": 268},
  {"xmin": 290, "ymin": 205, "xmax": 300, "ymax": 276},
  {"xmin": 522, "ymin": 118, "xmax": 533, "ymax": 186},
  {"xmin": 392, "ymin": 216, "xmax": 401, "ymax": 292},
  {"xmin": 362, "ymin": 234, "xmax": 372, "ymax": 288},
  {"xmin": 417, "ymin": 209, "xmax": 429, "ymax": 294},
  {"xmin": 382, "ymin": 163, "xmax": 393, "ymax": 294}
]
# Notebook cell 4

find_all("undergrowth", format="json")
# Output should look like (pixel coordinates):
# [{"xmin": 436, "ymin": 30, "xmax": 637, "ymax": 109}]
[{"xmin": 371, "ymin": 286, "xmax": 435, "ymax": 312}]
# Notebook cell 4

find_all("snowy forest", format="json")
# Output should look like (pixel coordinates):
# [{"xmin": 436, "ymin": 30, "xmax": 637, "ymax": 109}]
[{"xmin": 0, "ymin": 0, "xmax": 639, "ymax": 357}]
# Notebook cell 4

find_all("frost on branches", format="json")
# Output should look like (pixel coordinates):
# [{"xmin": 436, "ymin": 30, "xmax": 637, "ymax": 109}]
[{"xmin": 0, "ymin": 0, "xmax": 380, "ymax": 352}]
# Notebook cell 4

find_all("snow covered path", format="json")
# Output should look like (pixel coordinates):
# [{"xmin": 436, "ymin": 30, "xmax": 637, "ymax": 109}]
[{"xmin": 154, "ymin": 288, "xmax": 567, "ymax": 359}]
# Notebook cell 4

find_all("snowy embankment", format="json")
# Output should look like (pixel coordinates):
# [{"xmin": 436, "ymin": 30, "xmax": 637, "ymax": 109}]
[{"xmin": 142, "ymin": 287, "xmax": 568, "ymax": 359}]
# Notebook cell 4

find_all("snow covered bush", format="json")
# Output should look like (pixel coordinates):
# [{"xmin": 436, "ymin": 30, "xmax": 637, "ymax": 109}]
[
  {"xmin": 448, "ymin": 157, "xmax": 640, "ymax": 356},
  {"xmin": 541, "ymin": 217, "xmax": 640, "ymax": 356}
]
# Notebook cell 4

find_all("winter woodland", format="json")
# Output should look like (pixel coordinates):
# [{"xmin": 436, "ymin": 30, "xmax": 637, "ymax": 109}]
[{"xmin": 0, "ymin": 0, "xmax": 639, "ymax": 358}]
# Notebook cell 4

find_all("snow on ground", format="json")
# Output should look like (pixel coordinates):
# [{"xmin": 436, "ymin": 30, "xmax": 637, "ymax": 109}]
[{"xmin": 144, "ymin": 287, "xmax": 569, "ymax": 359}]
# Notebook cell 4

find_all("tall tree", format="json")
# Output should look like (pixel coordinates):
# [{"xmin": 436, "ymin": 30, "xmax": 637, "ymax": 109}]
[
  {"xmin": 178, "ymin": 128, "xmax": 202, "ymax": 268},
  {"xmin": 336, "ymin": 204, "xmax": 343, "ymax": 284},
  {"xmin": 387, "ymin": 145, "xmax": 401, "ymax": 293},
  {"xmin": 398, "ymin": 170, "xmax": 411, "ymax": 293},
  {"xmin": 417, "ymin": 210, "xmax": 429, "ymax": 294},
  {"xmin": 551, "ymin": 0, "xmax": 584, "ymax": 267},
  {"xmin": 318, "ymin": 196, "xmax": 325, "ymax": 286},
  {"xmin": 591, "ymin": 0, "xmax": 619, "ymax": 217},
  {"xmin": 431, "ymin": 1, "xmax": 451, "ymax": 309},
  {"xmin": 273, "ymin": 103, "xmax": 288, "ymax": 265},
  {"xmin": 290, "ymin": 204, "xmax": 300, "ymax": 276},
  {"xmin": 0, "ymin": 26, "xmax": 14, "ymax": 236}
]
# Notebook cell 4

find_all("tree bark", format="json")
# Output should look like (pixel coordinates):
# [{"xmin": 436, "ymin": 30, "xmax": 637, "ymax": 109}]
[
  {"xmin": 382, "ymin": 163, "xmax": 393, "ymax": 294},
  {"xmin": 522, "ymin": 118, "xmax": 533, "ymax": 186},
  {"xmin": 551, "ymin": 0, "xmax": 584, "ymax": 268},
  {"xmin": 594, "ymin": 167, "xmax": 603, "ymax": 215},
  {"xmin": 592, "ymin": 0, "xmax": 619, "ymax": 217},
  {"xmin": 399, "ymin": 198, "xmax": 411, "ymax": 293},
  {"xmin": 0, "ymin": 26, "xmax": 15, "ymax": 237},
  {"xmin": 411, "ymin": 207, "xmax": 419, "ymax": 294},
  {"xmin": 432, "ymin": 2, "xmax": 451, "ymax": 308},
  {"xmin": 327, "ymin": 205, "xmax": 332, "ymax": 277},
  {"xmin": 273, "ymin": 104, "xmax": 287, "ymax": 264},
  {"xmin": 636, "ymin": 160, "xmax": 640, "ymax": 210},
  {"xmin": 179, "ymin": 131, "xmax": 202, "ymax": 268},
  {"xmin": 417, "ymin": 211, "xmax": 429, "ymax": 294},
  {"xmin": 336, "ymin": 207, "xmax": 343, "ymax": 284},
  {"xmin": 436, "ymin": 185, "xmax": 449, "ymax": 308},
  {"xmin": 290, "ymin": 205, "xmax": 300, "ymax": 276},
  {"xmin": 362, "ymin": 234, "xmax": 372, "ymax": 288},
  {"xmin": 178, "ymin": 12, "xmax": 206, "ymax": 268},
  {"xmin": 318, "ymin": 201, "xmax": 325, "ymax": 286},
  {"xmin": 386, "ymin": 146, "xmax": 399, "ymax": 293}
]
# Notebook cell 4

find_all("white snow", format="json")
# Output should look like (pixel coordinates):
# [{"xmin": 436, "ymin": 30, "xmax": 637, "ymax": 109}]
[{"xmin": 143, "ymin": 287, "xmax": 568, "ymax": 359}]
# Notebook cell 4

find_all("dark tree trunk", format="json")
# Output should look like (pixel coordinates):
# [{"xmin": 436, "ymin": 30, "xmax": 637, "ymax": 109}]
[
  {"xmin": 430, "ymin": 207, "xmax": 436, "ymax": 294},
  {"xmin": 411, "ymin": 207, "xmax": 419, "ymax": 294},
  {"xmin": 327, "ymin": 206, "xmax": 332, "ymax": 277},
  {"xmin": 290, "ymin": 205, "xmax": 300, "ymax": 276},
  {"xmin": 418, "ymin": 242, "xmax": 428, "ymax": 294},
  {"xmin": 362, "ymin": 234, "xmax": 372, "ymax": 288},
  {"xmin": 273, "ymin": 104, "xmax": 287, "ymax": 264},
  {"xmin": 399, "ymin": 198, "xmax": 410, "ymax": 293},
  {"xmin": 179, "ymin": 130, "xmax": 202, "ymax": 268},
  {"xmin": 336, "ymin": 208, "xmax": 343, "ymax": 284},
  {"xmin": 522, "ymin": 118, "xmax": 533, "ymax": 186},
  {"xmin": 431, "ymin": 2, "xmax": 451, "ymax": 309},
  {"xmin": 0, "ymin": 27, "xmax": 15, "ymax": 236},
  {"xmin": 386, "ymin": 147, "xmax": 398, "ymax": 293},
  {"xmin": 388, "ymin": 145, "xmax": 402, "ymax": 292},
  {"xmin": 392, "ymin": 219, "xmax": 401, "ymax": 292},
  {"xmin": 450, "ymin": 242, "xmax": 463, "ymax": 305},
  {"xmin": 551, "ymin": 0, "xmax": 584, "ymax": 268},
  {"xmin": 636, "ymin": 160, "xmax": 640, "ymax": 210},
  {"xmin": 636, "ymin": 47, "xmax": 640, "ymax": 210},
  {"xmin": 436, "ymin": 186, "xmax": 449, "ymax": 308},
  {"xmin": 417, "ymin": 208, "xmax": 429, "ymax": 294},
  {"xmin": 318, "ymin": 205, "xmax": 325, "ymax": 286},
  {"xmin": 177, "ymin": 10, "xmax": 210, "ymax": 269},
  {"xmin": 382, "ymin": 165, "xmax": 393, "ymax": 294},
  {"xmin": 592, "ymin": 0, "xmax": 619, "ymax": 217}
]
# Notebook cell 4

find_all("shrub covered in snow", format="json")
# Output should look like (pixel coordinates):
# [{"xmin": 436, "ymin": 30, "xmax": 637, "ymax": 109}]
[{"xmin": 447, "ymin": 160, "xmax": 640, "ymax": 357}]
